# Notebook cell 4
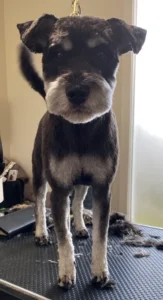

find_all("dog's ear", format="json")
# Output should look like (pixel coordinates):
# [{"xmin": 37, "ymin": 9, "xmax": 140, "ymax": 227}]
[
  {"xmin": 17, "ymin": 14, "xmax": 57, "ymax": 53},
  {"xmin": 107, "ymin": 18, "xmax": 147, "ymax": 55}
]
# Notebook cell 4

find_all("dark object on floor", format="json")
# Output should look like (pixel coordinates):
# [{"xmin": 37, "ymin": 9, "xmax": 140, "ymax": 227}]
[
  {"xmin": 155, "ymin": 241, "xmax": 163, "ymax": 250},
  {"xmin": 0, "ymin": 206, "xmax": 35, "ymax": 237},
  {"xmin": 0, "ymin": 206, "xmax": 51, "ymax": 238},
  {"xmin": 109, "ymin": 212, "xmax": 142, "ymax": 237},
  {"xmin": 0, "ymin": 226, "xmax": 163, "ymax": 300},
  {"xmin": 0, "ymin": 180, "xmax": 24, "ymax": 209},
  {"xmin": 134, "ymin": 249, "xmax": 150, "ymax": 258}
]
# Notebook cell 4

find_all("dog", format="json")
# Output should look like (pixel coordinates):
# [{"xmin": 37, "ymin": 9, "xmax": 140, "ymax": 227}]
[{"xmin": 17, "ymin": 14, "xmax": 146, "ymax": 289}]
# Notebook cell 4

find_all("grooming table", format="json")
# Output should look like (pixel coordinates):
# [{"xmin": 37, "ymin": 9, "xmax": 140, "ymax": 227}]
[{"xmin": 0, "ymin": 226, "xmax": 163, "ymax": 300}]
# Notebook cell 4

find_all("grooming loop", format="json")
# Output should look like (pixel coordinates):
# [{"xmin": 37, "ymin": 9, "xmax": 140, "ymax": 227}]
[{"xmin": 70, "ymin": 0, "xmax": 81, "ymax": 16}]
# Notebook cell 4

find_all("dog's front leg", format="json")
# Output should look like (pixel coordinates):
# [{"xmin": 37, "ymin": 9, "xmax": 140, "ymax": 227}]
[
  {"xmin": 91, "ymin": 184, "xmax": 114, "ymax": 288},
  {"xmin": 34, "ymin": 182, "xmax": 51, "ymax": 245},
  {"xmin": 51, "ymin": 188, "xmax": 76, "ymax": 289}
]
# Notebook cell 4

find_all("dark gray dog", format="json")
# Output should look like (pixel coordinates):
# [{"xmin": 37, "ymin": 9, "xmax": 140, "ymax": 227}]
[{"xmin": 17, "ymin": 14, "xmax": 146, "ymax": 289}]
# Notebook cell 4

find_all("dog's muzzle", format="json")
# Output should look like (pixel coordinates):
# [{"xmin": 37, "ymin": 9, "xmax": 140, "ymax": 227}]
[{"xmin": 45, "ymin": 72, "xmax": 116, "ymax": 124}]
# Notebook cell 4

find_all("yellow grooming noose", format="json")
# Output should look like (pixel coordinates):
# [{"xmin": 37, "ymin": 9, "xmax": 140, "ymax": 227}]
[{"xmin": 70, "ymin": 0, "xmax": 81, "ymax": 16}]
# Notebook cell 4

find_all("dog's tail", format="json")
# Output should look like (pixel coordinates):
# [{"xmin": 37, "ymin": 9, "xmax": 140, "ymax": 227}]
[{"xmin": 18, "ymin": 44, "xmax": 45, "ymax": 99}]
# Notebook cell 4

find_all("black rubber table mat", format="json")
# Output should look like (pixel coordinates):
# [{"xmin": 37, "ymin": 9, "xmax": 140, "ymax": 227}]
[{"xmin": 0, "ymin": 225, "xmax": 163, "ymax": 300}]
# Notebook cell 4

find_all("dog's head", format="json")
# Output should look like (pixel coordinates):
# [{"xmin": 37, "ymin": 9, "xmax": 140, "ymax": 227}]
[{"xmin": 17, "ymin": 14, "xmax": 146, "ymax": 124}]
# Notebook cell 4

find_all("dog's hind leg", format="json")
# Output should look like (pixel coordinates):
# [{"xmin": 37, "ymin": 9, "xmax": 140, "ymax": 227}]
[
  {"xmin": 91, "ymin": 185, "xmax": 115, "ymax": 288},
  {"xmin": 72, "ymin": 185, "xmax": 89, "ymax": 238},
  {"xmin": 33, "ymin": 135, "xmax": 51, "ymax": 246},
  {"xmin": 51, "ymin": 188, "xmax": 76, "ymax": 289}
]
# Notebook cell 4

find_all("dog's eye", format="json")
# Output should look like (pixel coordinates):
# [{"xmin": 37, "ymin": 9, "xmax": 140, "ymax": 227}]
[{"xmin": 48, "ymin": 45, "xmax": 63, "ymax": 59}]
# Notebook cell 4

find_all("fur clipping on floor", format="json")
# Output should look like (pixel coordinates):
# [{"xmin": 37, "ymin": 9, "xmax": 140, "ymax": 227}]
[{"xmin": 109, "ymin": 212, "xmax": 142, "ymax": 237}]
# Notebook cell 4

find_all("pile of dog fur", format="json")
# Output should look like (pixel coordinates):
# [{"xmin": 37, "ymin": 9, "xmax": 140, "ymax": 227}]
[{"xmin": 109, "ymin": 212, "xmax": 163, "ymax": 251}]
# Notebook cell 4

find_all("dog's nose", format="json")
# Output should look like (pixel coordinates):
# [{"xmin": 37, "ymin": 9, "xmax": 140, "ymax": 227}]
[{"xmin": 66, "ymin": 85, "xmax": 90, "ymax": 105}]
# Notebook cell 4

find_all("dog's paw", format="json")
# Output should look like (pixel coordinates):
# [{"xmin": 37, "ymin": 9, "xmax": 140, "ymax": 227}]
[
  {"xmin": 92, "ymin": 273, "xmax": 116, "ymax": 289},
  {"xmin": 58, "ymin": 259, "xmax": 76, "ymax": 290},
  {"xmin": 58, "ymin": 275, "xmax": 75, "ymax": 290},
  {"xmin": 35, "ymin": 234, "xmax": 52, "ymax": 246},
  {"xmin": 75, "ymin": 228, "xmax": 89, "ymax": 239}
]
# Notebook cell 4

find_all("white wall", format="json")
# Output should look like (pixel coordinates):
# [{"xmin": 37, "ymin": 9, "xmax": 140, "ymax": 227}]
[{"xmin": 2, "ymin": 0, "xmax": 134, "ymax": 213}]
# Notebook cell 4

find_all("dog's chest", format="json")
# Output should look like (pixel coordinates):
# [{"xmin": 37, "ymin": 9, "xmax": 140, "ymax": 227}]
[
  {"xmin": 49, "ymin": 155, "xmax": 112, "ymax": 186},
  {"xmin": 46, "ymin": 112, "xmax": 116, "ymax": 186}
]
